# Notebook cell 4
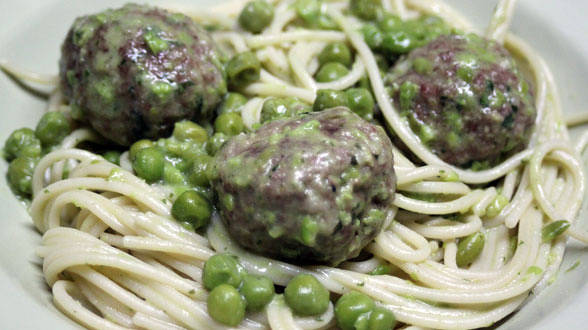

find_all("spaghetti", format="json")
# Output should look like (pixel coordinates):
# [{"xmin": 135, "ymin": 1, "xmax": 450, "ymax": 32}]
[{"xmin": 3, "ymin": 0, "xmax": 587, "ymax": 329}]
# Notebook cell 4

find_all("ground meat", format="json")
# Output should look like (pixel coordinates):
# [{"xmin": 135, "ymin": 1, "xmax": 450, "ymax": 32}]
[
  {"xmin": 60, "ymin": 3, "xmax": 227, "ymax": 146},
  {"xmin": 212, "ymin": 108, "xmax": 396, "ymax": 266},
  {"xmin": 387, "ymin": 33, "xmax": 536, "ymax": 168}
]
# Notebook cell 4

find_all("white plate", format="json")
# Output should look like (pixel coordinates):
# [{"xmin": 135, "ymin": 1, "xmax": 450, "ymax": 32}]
[{"xmin": 0, "ymin": 0, "xmax": 586, "ymax": 329}]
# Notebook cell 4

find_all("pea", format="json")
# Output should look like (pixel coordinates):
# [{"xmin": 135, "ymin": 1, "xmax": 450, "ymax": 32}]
[
  {"xmin": 284, "ymin": 274, "xmax": 329, "ymax": 316},
  {"xmin": 361, "ymin": 24, "xmax": 383, "ymax": 49},
  {"xmin": 368, "ymin": 307, "xmax": 396, "ymax": 330},
  {"xmin": 7, "ymin": 156, "xmax": 37, "ymax": 196},
  {"xmin": 382, "ymin": 30, "xmax": 415, "ymax": 54},
  {"xmin": 319, "ymin": 42, "xmax": 352, "ymax": 67},
  {"xmin": 206, "ymin": 133, "xmax": 229, "ymax": 155},
  {"xmin": 203, "ymin": 253, "xmax": 246, "ymax": 290},
  {"xmin": 226, "ymin": 52, "xmax": 261, "ymax": 88},
  {"xmin": 456, "ymin": 231, "xmax": 485, "ymax": 267},
  {"xmin": 240, "ymin": 274, "xmax": 275, "ymax": 311},
  {"xmin": 350, "ymin": 0, "xmax": 381, "ymax": 20},
  {"xmin": 173, "ymin": 121, "xmax": 208, "ymax": 143},
  {"xmin": 35, "ymin": 111, "xmax": 71, "ymax": 146},
  {"xmin": 4, "ymin": 128, "xmax": 41, "ymax": 161},
  {"xmin": 335, "ymin": 291, "xmax": 375, "ymax": 330},
  {"xmin": 295, "ymin": 0, "xmax": 320, "ymax": 23},
  {"xmin": 188, "ymin": 155, "xmax": 214, "ymax": 187},
  {"xmin": 163, "ymin": 162, "xmax": 187, "ymax": 185},
  {"xmin": 378, "ymin": 14, "xmax": 402, "ymax": 32},
  {"xmin": 132, "ymin": 147, "xmax": 164, "ymax": 183},
  {"xmin": 346, "ymin": 88, "xmax": 374, "ymax": 119},
  {"xmin": 315, "ymin": 62, "xmax": 349, "ymax": 83},
  {"xmin": 129, "ymin": 139, "xmax": 153, "ymax": 161},
  {"xmin": 485, "ymin": 194, "xmax": 508, "ymax": 218},
  {"xmin": 313, "ymin": 89, "xmax": 348, "ymax": 111},
  {"xmin": 103, "ymin": 151, "xmax": 121, "ymax": 165},
  {"xmin": 207, "ymin": 284, "xmax": 246, "ymax": 326},
  {"xmin": 172, "ymin": 190, "xmax": 211, "ymax": 229},
  {"xmin": 214, "ymin": 112, "xmax": 245, "ymax": 136},
  {"xmin": 239, "ymin": 0, "xmax": 274, "ymax": 34},
  {"xmin": 218, "ymin": 92, "xmax": 248, "ymax": 115},
  {"xmin": 542, "ymin": 220, "xmax": 570, "ymax": 243},
  {"xmin": 369, "ymin": 263, "xmax": 392, "ymax": 275}
]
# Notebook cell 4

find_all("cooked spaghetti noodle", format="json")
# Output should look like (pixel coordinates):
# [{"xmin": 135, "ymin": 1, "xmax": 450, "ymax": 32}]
[{"xmin": 2, "ymin": 0, "xmax": 587, "ymax": 329}]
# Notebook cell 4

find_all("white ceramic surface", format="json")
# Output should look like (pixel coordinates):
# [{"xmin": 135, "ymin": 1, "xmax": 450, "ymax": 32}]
[{"xmin": 0, "ymin": 1, "xmax": 586, "ymax": 329}]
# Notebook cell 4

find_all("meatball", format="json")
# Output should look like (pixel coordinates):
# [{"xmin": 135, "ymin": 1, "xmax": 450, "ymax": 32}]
[
  {"xmin": 213, "ymin": 107, "xmax": 396, "ymax": 266},
  {"xmin": 387, "ymin": 34, "xmax": 536, "ymax": 168},
  {"xmin": 60, "ymin": 4, "xmax": 227, "ymax": 146}
]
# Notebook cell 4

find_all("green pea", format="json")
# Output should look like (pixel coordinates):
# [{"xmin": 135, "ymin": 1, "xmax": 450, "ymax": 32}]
[
  {"xmin": 335, "ymin": 291, "xmax": 375, "ymax": 330},
  {"xmin": 485, "ymin": 194, "xmax": 508, "ymax": 218},
  {"xmin": 284, "ymin": 274, "xmax": 329, "ymax": 316},
  {"xmin": 8, "ymin": 156, "xmax": 37, "ymax": 196},
  {"xmin": 369, "ymin": 263, "xmax": 392, "ymax": 275},
  {"xmin": 172, "ymin": 190, "xmax": 211, "ymax": 229},
  {"xmin": 188, "ymin": 155, "xmax": 214, "ymax": 187},
  {"xmin": 163, "ymin": 162, "xmax": 187, "ymax": 185},
  {"xmin": 218, "ymin": 92, "xmax": 248, "ymax": 115},
  {"xmin": 214, "ymin": 112, "xmax": 245, "ymax": 136},
  {"xmin": 315, "ymin": 62, "xmax": 349, "ymax": 83},
  {"xmin": 295, "ymin": 0, "xmax": 320, "ymax": 23},
  {"xmin": 542, "ymin": 220, "xmax": 570, "ymax": 243},
  {"xmin": 382, "ymin": 30, "xmax": 416, "ymax": 54},
  {"xmin": 260, "ymin": 97, "xmax": 310, "ymax": 123},
  {"xmin": 239, "ymin": 0, "xmax": 274, "ymax": 34},
  {"xmin": 350, "ymin": 0, "xmax": 381, "ymax": 20},
  {"xmin": 226, "ymin": 52, "xmax": 261, "ymax": 88},
  {"xmin": 368, "ymin": 307, "xmax": 396, "ymax": 330},
  {"xmin": 207, "ymin": 284, "xmax": 246, "ymax": 326},
  {"xmin": 35, "ymin": 111, "xmax": 71, "ymax": 146},
  {"xmin": 361, "ymin": 24, "xmax": 383, "ymax": 49},
  {"xmin": 4, "ymin": 128, "xmax": 41, "ymax": 161},
  {"xmin": 346, "ymin": 88, "xmax": 374, "ymax": 119},
  {"xmin": 313, "ymin": 89, "xmax": 348, "ymax": 111},
  {"xmin": 240, "ymin": 274, "xmax": 275, "ymax": 311},
  {"xmin": 102, "ymin": 151, "xmax": 121, "ymax": 165},
  {"xmin": 173, "ymin": 121, "xmax": 208, "ymax": 143},
  {"xmin": 456, "ymin": 232, "xmax": 485, "ymax": 267},
  {"xmin": 129, "ymin": 139, "xmax": 153, "ymax": 161},
  {"xmin": 132, "ymin": 147, "xmax": 164, "ymax": 183},
  {"xmin": 202, "ymin": 253, "xmax": 246, "ymax": 290},
  {"xmin": 206, "ymin": 133, "xmax": 229, "ymax": 155},
  {"xmin": 319, "ymin": 42, "xmax": 352, "ymax": 67},
  {"xmin": 378, "ymin": 14, "xmax": 402, "ymax": 32}
]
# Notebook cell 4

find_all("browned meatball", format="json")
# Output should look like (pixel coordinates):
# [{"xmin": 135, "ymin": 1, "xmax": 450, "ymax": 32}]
[
  {"xmin": 212, "ymin": 108, "xmax": 396, "ymax": 266},
  {"xmin": 60, "ymin": 3, "xmax": 227, "ymax": 146},
  {"xmin": 387, "ymin": 34, "xmax": 536, "ymax": 169}
]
